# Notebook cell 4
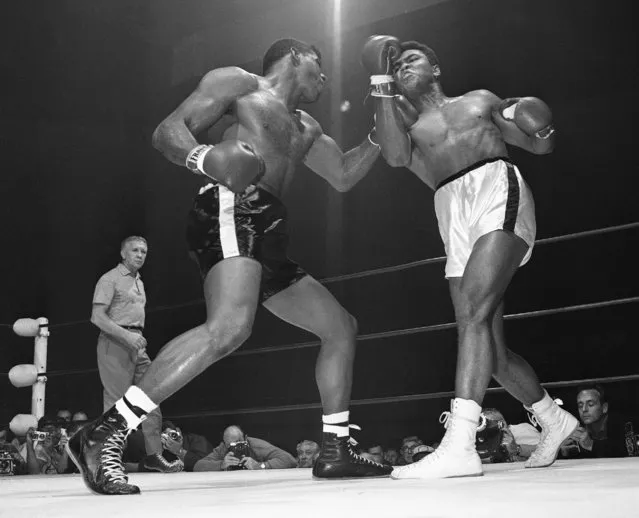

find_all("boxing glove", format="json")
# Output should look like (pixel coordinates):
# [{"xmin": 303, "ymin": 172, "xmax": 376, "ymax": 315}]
[
  {"xmin": 186, "ymin": 140, "xmax": 265, "ymax": 193},
  {"xmin": 499, "ymin": 97, "xmax": 554, "ymax": 139},
  {"xmin": 361, "ymin": 35, "xmax": 402, "ymax": 97}
]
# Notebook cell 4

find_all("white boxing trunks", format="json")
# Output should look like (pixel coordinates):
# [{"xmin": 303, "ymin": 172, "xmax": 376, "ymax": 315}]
[{"xmin": 434, "ymin": 156, "xmax": 536, "ymax": 278}]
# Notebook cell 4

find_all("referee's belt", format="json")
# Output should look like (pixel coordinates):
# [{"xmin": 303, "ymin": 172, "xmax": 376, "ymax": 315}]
[{"xmin": 121, "ymin": 325, "xmax": 144, "ymax": 332}]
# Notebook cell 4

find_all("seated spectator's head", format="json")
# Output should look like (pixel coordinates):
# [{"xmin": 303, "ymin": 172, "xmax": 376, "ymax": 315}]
[
  {"xmin": 482, "ymin": 408, "xmax": 508, "ymax": 427},
  {"xmin": 577, "ymin": 384, "xmax": 608, "ymax": 427},
  {"xmin": 72, "ymin": 411, "xmax": 88, "ymax": 422},
  {"xmin": 296, "ymin": 439, "xmax": 320, "ymax": 468},
  {"xmin": 400, "ymin": 436, "xmax": 423, "ymax": 464},
  {"xmin": 367, "ymin": 445, "xmax": 384, "ymax": 464},
  {"xmin": 56, "ymin": 409, "xmax": 72, "ymax": 422},
  {"xmin": 383, "ymin": 447, "xmax": 399, "ymax": 465}
]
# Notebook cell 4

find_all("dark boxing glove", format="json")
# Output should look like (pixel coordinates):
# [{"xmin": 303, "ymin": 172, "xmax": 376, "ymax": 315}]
[
  {"xmin": 361, "ymin": 35, "xmax": 402, "ymax": 97},
  {"xmin": 499, "ymin": 97, "xmax": 555, "ymax": 139},
  {"xmin": 186, "ymin": 140, "xmax": 265, "ymax": 193}
]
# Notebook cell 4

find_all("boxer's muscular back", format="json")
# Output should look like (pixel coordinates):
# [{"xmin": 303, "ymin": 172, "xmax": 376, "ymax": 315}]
[
  {"xmin": 407, "ymin": 90, "xmax": 509, "ymax": 190},
  {"xmin": 202, "ymin": 70, "xmax": 319, "ymax": 197}
]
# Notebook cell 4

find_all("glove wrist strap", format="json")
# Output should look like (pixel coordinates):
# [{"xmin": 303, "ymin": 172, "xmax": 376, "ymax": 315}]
[
  {"xmin": 535, "ymin": 125, "xmax": 555, "ymax": 139},
  {"xmin": 370, "ymin": 74, "xmax": 394, "ymax": 85},
  {"xmin": 186, "ymin": 144, "xmax": 214, "ymax": 174}
]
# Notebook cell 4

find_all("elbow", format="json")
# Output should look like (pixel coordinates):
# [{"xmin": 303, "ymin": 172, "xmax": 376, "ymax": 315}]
[
  {"xmin": 334, "ymin": 179, "xmax": 351, "ymax": 193},
  {"xmin": 151, "ymin": 125, "xmax": 164, "ymax": 151}
]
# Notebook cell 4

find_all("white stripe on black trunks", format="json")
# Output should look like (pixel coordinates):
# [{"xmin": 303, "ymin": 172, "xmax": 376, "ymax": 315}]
[{"xmin": 218, "ymin": 185, "xmax": 240, "ymax": 258}]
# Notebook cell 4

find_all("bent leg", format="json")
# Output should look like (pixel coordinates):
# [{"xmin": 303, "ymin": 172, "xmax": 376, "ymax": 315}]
[
  {"xmin": 263, "ymin": 275, "xmax": 357, "ymax": 415},
  {"xmin": 451, "ymin": 230, "xmax": 528, "ymax": 405},
  {"xmin": 136, "ymin": 256, "xmax": 262, "ymax": 403},
  {"xmin": 490, "ymin": 303, "xmax": 544, "ymax": 407}
]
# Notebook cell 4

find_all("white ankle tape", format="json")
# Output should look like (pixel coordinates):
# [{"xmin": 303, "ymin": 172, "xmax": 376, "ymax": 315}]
[
  {"xmin": 124, "ymin": 386, "xmax": 158, "ymax": 414},
  {"xmin": 324, "ymin": 424, "xmax": 349, "ymax": 437},
  {"xmin": 322, "ymin": 411, "xmax": 349, "ymax": 424},
  {"xmin": 115, "ymin": 399, "xmax": 144, "ymax": 430}
]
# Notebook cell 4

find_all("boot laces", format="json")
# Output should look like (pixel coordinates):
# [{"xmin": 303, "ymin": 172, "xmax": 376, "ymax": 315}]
[
  {"xmin": 100, "ymin": 428, "xmax": 131, "ymax": 484},
  {"xmin": 528, "ymin": 398, "xmax": 564, "ymax": 460},
  {"xmin": 346, "ymin": 424, "xmax": 385, "ymax": 468}
]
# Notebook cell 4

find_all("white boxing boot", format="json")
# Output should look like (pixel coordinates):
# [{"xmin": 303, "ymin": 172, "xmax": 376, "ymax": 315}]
[
  {"xmin": 391, "ymin": 398, "xmax": 483, "ymax": 480},
  {"xmin": 525, "ymin": 391, "xmax": 579, "ymax": 468}
]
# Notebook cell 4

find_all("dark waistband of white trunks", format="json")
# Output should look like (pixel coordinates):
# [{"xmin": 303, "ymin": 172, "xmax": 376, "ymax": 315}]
[{"xmin": 435, "ymin": 156, "xmax": 513, "ymax": 191}]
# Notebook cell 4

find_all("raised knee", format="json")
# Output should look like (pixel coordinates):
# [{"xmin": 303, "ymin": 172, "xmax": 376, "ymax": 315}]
[{"xmin": 203, "ymin": 315, "xmax": 253, "ymax": 356}]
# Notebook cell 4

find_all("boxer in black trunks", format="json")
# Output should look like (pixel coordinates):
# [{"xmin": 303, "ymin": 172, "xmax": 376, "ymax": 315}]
[
  {"xmin": 361, "ymin": 36, "xmax": 579, "ymax": 479},
  {"xmin": 67, "ymin": 38, "xmax": 390, "ymax": 495}
]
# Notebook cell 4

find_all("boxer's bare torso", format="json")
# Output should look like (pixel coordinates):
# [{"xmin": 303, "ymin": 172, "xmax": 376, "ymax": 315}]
[
  {"xmin": 198, "ymin": 67, "xmax": 321, "ymax": 198},
  {"xmin": 406, "ymin": 89, "xmax": 508, "ymax": 190}
]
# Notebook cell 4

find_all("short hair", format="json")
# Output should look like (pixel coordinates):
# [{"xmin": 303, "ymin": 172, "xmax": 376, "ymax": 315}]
[
  {"xmin": 262, "ymin": 38, "xmax": 322, "ymax": 75},
  {"xmin": 296, "ymin": 440, "xmax": 319, "ymax": 452},
  {"xmin": 577, "ymin": 384, "xmax": 607, "ymax": 404},
  {"xmin": 120, "ymin": 235, "xmax": 147, "ymax": 251},
  {"xmin": 482, "ymin": 408, "xmax": 506, "ymax": 422},
  {"xmin": 399, "ymin": 40, "xmax": 440, "ymax": 71}
]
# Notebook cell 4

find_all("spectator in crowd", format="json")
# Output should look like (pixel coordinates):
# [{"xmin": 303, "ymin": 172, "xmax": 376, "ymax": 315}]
[
  {"xmin": 383, "ymin": 447, "xmax": 399, "ymax": 466},
  {"xmin": 0, "ymin": 428, "xmax": 27, "ymax": 475},
  {"xmin": 398, "ymin": 436, "xmax": 424, "ymax": 465},
  {"xmin": 295, "ymin": 440, "xmax": 320, "ymax": 468},
  {"xmin": 194, "ymin": 425, "xmax": 296, "ymax": 471},
  {"xmin": 160, "ymin": 420, "xmax": 215, "ymax": 472},
  {"xmin": 25, "ymin": 418, "xmax": 72, "ymax": 474},
  {"xmin": 91, "ymin": 235, "xmax": 181, "ymax": 473},
  {"xmin": 560, "ymin": 384, "xmax": 637, "ymax": 458},
  {"xmin": 56, "ymin": 409, "xmax": 72, "ymax": 422},
  {"xmin": 72, "ymin": 411, "xmax": 89, "ymax": 422},
  {"xmin": 477, "ymin": 408, "xmax": 530, "ymax": 463}
]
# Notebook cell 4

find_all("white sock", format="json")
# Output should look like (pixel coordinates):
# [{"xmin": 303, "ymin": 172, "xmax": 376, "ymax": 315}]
[
  {"xmin": 115, "ymin": 386, "xmax": 158, "ymax": 430},
  {"xmin": 323, "ymin": 410, "xmax": 349, "ymax": 437}
]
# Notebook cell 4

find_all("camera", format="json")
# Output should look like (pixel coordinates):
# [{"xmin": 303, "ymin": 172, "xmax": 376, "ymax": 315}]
[
  {"xmin": 33, "ymin": 431, "xmax": 49, "ymax": 442},
  {"xmin": 161, "ymin": 429, "xmax": 182, "ymax": 442},
  {"xmin": 0, "ymin": 450, "xmax": 16, "ymax": 476},
  {"xmin": 227, "ymin": 440, "xmax": 250, "ymax": 471}
]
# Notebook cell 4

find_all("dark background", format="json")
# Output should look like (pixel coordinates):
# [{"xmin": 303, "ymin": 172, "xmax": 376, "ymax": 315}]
[{"xmin": 1, "ymin": 0, "xmax": 637, "ymax": 452}]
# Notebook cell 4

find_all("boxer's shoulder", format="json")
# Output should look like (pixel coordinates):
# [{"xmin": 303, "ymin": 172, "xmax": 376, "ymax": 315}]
[{"xmin": 199, "ymin": 66, "xmax": 259, "ymax": 97}]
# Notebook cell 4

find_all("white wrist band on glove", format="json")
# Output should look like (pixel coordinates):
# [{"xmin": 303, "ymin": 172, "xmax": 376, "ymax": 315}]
[
  {"xmin": 186, "ymin": 144, "xmax": 214, "ymax": 174},
  {"xmin": 370, "ymin": 75, "xmax": 395, "ymax": 85}
]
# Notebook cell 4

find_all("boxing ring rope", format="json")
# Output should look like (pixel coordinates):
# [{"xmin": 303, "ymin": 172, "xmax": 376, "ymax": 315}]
[
  {"xmin": 165, "ymin": 373, "xmax": 639, "ymax": 419},
  {"xmin": 1, "ymin": 221, "xmax": 637, "ymax": 425}
]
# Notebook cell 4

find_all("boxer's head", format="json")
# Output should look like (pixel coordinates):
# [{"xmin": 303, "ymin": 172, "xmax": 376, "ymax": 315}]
[
  {"xmin": 263, "ymin": 38, "xmax": 326, "ymax": 102},
  {"xmin": 393, "ymin": 41, "xmax": 440, "ymax": 96},
  {"xmin": 120, "ymin": 235, "xmax": 148, "ymax": 273},
  {"xmin": 577, "ymin": 384, "xmax": 608, "ymax": 426}
]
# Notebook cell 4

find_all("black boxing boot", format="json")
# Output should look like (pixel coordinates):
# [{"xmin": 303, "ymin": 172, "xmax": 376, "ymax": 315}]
[
  {"xmin": 67, "ymin": 406, "xmax": 140, "ymax": 495},
  {"xmin": 312, "ymin": 431, "xmax": 392, "ymax": 479}
]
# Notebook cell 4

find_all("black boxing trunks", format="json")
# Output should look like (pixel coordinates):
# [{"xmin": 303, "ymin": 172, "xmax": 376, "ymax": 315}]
[{"xmin": 187, "ymin": 183, "xmax": 307, "ymax": 302}]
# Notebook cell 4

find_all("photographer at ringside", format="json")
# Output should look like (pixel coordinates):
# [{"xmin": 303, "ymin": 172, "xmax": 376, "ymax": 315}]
[
  {"xmin": 159, "ymin": 420, "xmax": 214, "ymax": 472},
  {"xmin": 194, "ymin": 425, "xmax": 296, "ymax": 472}
]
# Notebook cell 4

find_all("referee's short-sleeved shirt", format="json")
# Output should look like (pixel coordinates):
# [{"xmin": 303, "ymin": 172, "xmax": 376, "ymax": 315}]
[{"xmin": 93, "ymin": 263, "xmax": 146, "ymax": 327}]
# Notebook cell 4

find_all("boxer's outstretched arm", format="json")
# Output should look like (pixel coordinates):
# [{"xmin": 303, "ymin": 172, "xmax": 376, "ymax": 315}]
[
  {"xmin": 152, "ymin": 67, "xmax": 258, "ymax": 166},
  {"xmin": 303, "ymin": 115, "xmax": 380, "ymax": 192},
  {"xmin": 375, "ymin": 97, "xmax": 413, "ymax": 167}
]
